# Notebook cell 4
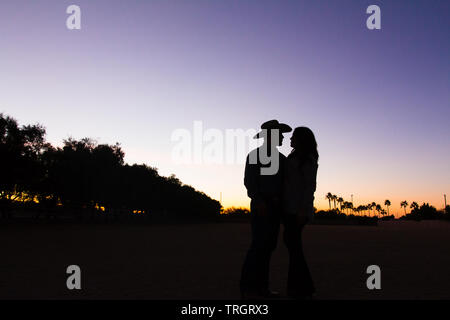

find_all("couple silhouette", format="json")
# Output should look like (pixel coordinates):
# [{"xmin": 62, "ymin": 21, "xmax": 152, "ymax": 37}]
[{"xmin": 240, "ymin": 120, "xmax": 318, "ymax": 300}]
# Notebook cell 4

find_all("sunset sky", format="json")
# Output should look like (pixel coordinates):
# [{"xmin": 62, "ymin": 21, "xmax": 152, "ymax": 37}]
[{"xmin": 1, "ymin": 0, "xmax": 449, "ymax": 216}]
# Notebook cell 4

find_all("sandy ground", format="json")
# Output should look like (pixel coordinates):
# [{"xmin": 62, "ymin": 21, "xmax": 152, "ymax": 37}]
[{"xmin": 1, "ymin": 220, "xmax": 449, "ymax": 300}]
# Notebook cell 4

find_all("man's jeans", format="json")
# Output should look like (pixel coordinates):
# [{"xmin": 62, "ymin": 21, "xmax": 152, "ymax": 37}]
[{"xmin": 240, "ymin": 198, "xmax": 281, "ymax": 293}]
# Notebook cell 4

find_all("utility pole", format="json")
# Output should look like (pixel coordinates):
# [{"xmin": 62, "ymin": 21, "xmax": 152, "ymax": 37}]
[
  {"xmin": 220, "ymin": 192, "xmax": 222, "ymax": 204},
  {"xmin": 445, "ymin": 194, "xmax": 447, "ymax": 209}
]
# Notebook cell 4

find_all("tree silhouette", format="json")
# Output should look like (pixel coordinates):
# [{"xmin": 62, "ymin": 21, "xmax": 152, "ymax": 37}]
[
  {"xmin": 337, "ymin": 197, "xmax": 344, "ymax": 211},
  {"xmin": 326, "ymin": 192, "xmax": 333, "ymax": 210},
  {"xmin": 410, "ymin": 202, "xmax": 419, "ymax": 211},
  {"xmin": 0, "ymin": 113, "xmax": 221, "ymax": 220},
  {"xmin": 404, "ymin": 203, "xmax": 440, "ymax": 220},
  {"xmin": 400, "ymin": 201, "xmax": 409, "ymax": 215},
  {"xmin": 370, "ymin": 202, "xmax": 376, "ymax": 216},
  {"xmin": 375, "ymin": 204, "xmax": 382, "ymax": 218},
  {"xmin": 342, "ymin": 201, "xmax": 350, "ymax": 215},
  {"xmin": 348, "ymin": 201, "xmax": 354, "ymax": 215},
  {"xmin": 0, "ymin": 113, "xmax": 48, "ymax": 202},
  {"xmin": 356, "ymin": 205, "xmax": 365, "ymax": 216},
  {"xmin": 384, "ymin": 199, "xmax": 391, "ymax": 215},
  {"xmin": 331, "ymin": 194, "xmax": 337, "ymax": 209}
]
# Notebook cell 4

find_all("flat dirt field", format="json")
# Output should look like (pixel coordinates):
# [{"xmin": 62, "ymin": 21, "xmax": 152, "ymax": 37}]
[{"xmin": 1, "ymin": 220, "xmax": 449, "ymax": 299}]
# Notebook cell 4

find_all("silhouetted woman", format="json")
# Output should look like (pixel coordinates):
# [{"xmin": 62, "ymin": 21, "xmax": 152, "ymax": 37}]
[{"xmin": 283, "ymin": 127, "xmax": 318, "ymax": 299}]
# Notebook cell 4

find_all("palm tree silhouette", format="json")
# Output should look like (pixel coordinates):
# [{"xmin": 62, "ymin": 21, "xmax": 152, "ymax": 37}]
[
  {"xmin": 400, "ymin": 200, "xmax": 409, "ymax": 215},
  {"xmin": 384, "ymin": 199, "xmax": 391, "ymax": 215},
  {"xmin": 375, "ymin": 204, "xmax": 382, "ymax": 218},
  {"xmin": 410, "ymin": 202, "xmax": 419, "ymax": 211},
  {"xmin": 342, "ymin": 201, "xmax": 348, "ymax": 214},
  {"xmin": 331, "ymin": 194, "xmax": 337, "ymax": 209},
  {"xmin": 365, "ymin": 204, "xmax": 369, "ymax": 216},
  {"xmin": 359, "ymin": 205, "xmax": 364, "ymax": 216},
  {"xmin": 326, "ymin": 192, "xmax": 333, "ymax": 210},
  {"xmin": 357, "ymin": 205, "xmax": 364, "ymax": 216},
  {"xmin": 371, "ymin": 202, "xmax": 377, "ymax": 216},
  {"xmin": 337, "ymin": 197, "xmax": 344, "ymax": 212},
  {"xmin": 343, "ymin": 201, "xmax": 350, "ymax": 214}
]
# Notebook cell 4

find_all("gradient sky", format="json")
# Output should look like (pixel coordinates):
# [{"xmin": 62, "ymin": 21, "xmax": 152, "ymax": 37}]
[{"xmin": 1, "ymin": 0, "xmax": 449, "ymax": 216}]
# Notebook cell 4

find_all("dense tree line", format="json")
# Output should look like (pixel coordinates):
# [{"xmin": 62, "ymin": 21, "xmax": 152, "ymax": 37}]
[
  {"xmin": 324, "ymin": 192, "xmax": 449, "ymax": 220},
  {"xmin": 325, "ymin": 192, "xmax": 392, "ymax": 218},
  {"xmin": 400, "ymin": 203, "xmax": 449, "ymax": 221},
  {"xmin": 0, "ymin": 113, "xmax": 221, "ymax": 220}
]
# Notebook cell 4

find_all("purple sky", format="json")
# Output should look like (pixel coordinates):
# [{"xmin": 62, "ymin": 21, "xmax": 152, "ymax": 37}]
[{"xmin": 1, "ymin": 0, "xmax": 449, "ymax": 214}]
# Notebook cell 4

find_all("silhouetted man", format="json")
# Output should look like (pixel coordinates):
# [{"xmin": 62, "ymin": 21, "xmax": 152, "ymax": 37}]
[{"xmin": 240, "ymin": 119, "xmax": 292, "ymax": 299}]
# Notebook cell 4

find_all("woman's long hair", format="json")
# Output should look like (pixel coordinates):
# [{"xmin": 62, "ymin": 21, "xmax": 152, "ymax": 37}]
[{"xmin": 290, "ymin": 127, "xmax": 319, "ymax": 165}]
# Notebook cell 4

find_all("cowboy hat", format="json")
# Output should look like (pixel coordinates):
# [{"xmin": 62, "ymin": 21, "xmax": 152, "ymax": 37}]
[{"xmin": 253, "ymin": 119, "xmax": 292, "ymax": 139}]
